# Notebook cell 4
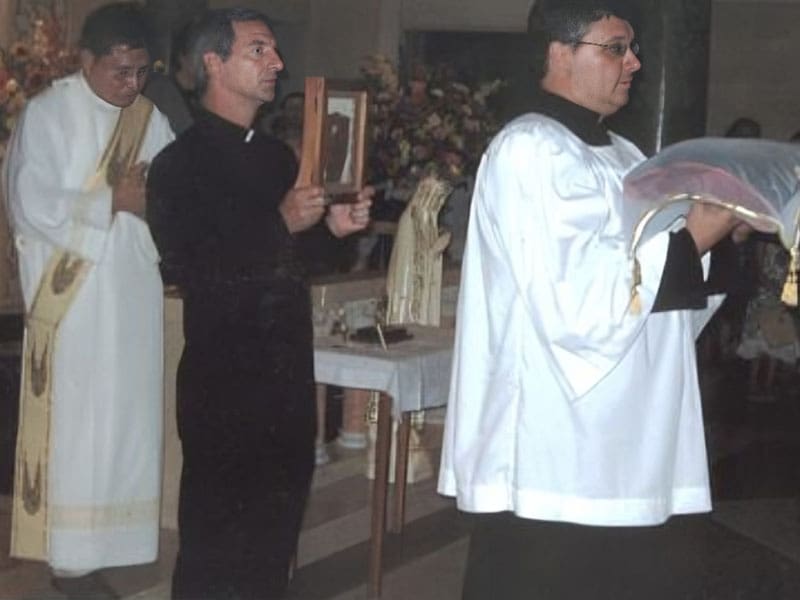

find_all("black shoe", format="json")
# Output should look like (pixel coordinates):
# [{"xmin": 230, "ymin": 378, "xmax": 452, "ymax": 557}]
[{"xmin": 51, "ymin": 572, "xmax": 119, "ymax": 600}]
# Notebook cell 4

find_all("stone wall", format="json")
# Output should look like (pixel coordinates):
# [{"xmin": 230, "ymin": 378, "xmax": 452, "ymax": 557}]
[
  {"xmin": 22, "ymin": 0, "xmax": 800, "ymax": 140},
  {"xmin": 2, "ymin": 0, "xmax": 799, "ymax": 140},
  {"xmin": 297, "ymin": 0, "xmax": 800, "ymax": 140},
  {"xmin": 707, "ymin": 1, "xmax": 800, "ymax": 139}
]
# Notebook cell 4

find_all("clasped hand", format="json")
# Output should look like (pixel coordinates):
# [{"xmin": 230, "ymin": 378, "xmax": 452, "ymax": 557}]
[
  {"xmin": 685, "ymin": 202, "xmax": 752, "ymax": 254},
  {"xmin": 279, "ymin": 185, "xmax": 326, "ymax": 233},
  {"xmin": 326, "ymin": 186, "xmax": 374, "ymax": 238},
  {"xmin": 112, "ymin": 161, "xmax": 148, "ymax": 216},
  {"xmin": 279, "ymin": 185, "xmax": 374, "ymax": 237}
]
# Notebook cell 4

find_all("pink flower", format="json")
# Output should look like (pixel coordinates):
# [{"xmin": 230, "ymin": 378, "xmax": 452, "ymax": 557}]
[
  {"xmin": 360, "ymin": 53, "xmax": 503, "ymax": 189},
  {"xmin": 5, "ymin": 78, "xmax": 19, "ymax": 95},
  {"xmin": 10, "ymin": 42, "xmax": 30, "ymax": 60},
  {"xmin": 0, "ymin": 8, "xmax": 78, "ymax": 148}
]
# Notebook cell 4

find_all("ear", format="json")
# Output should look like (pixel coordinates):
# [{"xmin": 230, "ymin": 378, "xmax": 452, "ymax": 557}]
[
  {"xmin": 203, "ymin": 51, "xmax": 223, "ymax": 81},
  {"xmin": 547, "ymin": 42, "xmax": 574, "ymax": 75},
  {"xmin": 79, "ymin": 49, "xmax": 96, "ymax": 74}
]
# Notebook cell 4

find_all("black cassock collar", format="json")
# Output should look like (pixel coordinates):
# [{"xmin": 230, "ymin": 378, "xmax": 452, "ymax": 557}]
[
  {"xmin": 533, "ymin": 92, "xmax": 611, "ymax": 147},
  {"xmin": 195, "ymin": 108, "xmax": 257, "ymax": 144}
]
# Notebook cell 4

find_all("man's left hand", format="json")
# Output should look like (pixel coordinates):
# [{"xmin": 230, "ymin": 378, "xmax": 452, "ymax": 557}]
[
  {"xmin": 326, "ymin": 186, "xmax": 374, "ymax": 238},
  {"xmin": 731, "ymin": 222, "xmax": 753, "ymax": 244}
]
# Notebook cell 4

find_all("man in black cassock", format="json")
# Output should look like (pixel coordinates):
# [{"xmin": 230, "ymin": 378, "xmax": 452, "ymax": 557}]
[{"xmin": 146, "ymin": 8, "xmax": 372, "ymax": 599}]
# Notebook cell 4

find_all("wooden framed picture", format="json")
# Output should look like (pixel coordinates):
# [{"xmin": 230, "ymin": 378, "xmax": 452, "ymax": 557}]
[
  {"xmin": 324, "ymin": 89, "xmax": 367, "ymax": 196},
  {"xmin": 297, "ymin": 77, "xmax": 367, "ymax": 203}
]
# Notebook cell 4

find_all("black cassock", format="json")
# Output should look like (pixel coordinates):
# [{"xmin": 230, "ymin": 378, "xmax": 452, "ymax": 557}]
[{"xmin": 147, "ymin": 110, "xmax": 329, "ymax": 599}]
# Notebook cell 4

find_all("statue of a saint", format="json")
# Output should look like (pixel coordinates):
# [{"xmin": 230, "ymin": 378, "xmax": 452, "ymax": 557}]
[{"xmin": 386, "ymin": 176, "xmax": 451, "ymax": 326}]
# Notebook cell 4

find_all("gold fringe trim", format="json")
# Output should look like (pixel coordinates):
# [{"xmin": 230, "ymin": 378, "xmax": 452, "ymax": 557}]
[
  {"xmin": 628, "ymin": 258, "xmax": 642, "ymax": 315},
  {"xmin": 782, "ymin": 246, "xmax": 798, "ymax": 306},
  {"xmin": 782, "ymin": 167, "xmax": 800, "ymax": 307}
]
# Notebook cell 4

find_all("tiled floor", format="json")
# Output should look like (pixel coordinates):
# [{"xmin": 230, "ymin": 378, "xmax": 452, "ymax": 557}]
[{"xmin": 2, "ymin": 357, "xmax": 800, "ymax": 599}]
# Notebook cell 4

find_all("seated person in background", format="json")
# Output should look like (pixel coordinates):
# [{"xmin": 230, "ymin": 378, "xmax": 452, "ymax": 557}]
[
  {"xmin": 736, "ymin": 234, "xmax": 800, "ymax": 401},
  {"xmin": 724, "ymin": 116, "xmax": 761, "ymax": 139},
  {"xmin": 143, "ymin": 18, "xmax": 198, "ymax": 135},
  {"xmin": 267, "ymin": 91, "xmax": 305, "ymax": 159}
]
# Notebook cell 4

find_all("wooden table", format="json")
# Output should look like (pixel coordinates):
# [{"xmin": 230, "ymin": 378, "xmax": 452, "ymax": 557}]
[{"xmin": 313, "ymin": 326, "xmax": 454, "ymax": 597}]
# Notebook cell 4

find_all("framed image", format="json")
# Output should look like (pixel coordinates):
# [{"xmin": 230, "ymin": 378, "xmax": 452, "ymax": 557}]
[
  {"xmin": 324, "ymin": 89, "xmax": 367, "ymax": 196},
  {"xmin": 297, "ymin": 78, "xmax": 367, "ymax": 202}
]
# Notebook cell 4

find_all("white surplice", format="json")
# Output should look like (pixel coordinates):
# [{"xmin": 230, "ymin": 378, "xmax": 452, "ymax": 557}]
[
  {"xmin": 2, "ymin": 72, "xmax": 173, "ymax": 569},
  {"xmin": 438, "ymin": 114, "xmax": 722, "ymax": 526}
]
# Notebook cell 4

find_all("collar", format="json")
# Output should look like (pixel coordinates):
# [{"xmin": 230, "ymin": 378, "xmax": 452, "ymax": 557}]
[
  {"xmin": 78, "ymin": 71, "xmax": 122, "ymax": 113},
  {"xmin": 533, "ymin": 91, "xmax": 611, "ymax": 146},
  {"xmin": 196, "ymin": 107, "xmax": 257, "ymax": 144}
]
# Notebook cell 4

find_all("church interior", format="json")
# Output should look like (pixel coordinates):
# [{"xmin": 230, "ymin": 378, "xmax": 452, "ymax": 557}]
[{"xmin": 2, "ymin": 0, "xmax": 800, "ymax": 598}]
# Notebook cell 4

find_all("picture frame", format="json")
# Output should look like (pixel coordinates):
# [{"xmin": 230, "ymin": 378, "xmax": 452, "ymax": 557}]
[
  {"xmin": 297, "ymin": 77, "xmax": 368, "ymax": 203},
  {"xmin": 324, "ymin": 89, "xmax": 367, "ymax": 196}
]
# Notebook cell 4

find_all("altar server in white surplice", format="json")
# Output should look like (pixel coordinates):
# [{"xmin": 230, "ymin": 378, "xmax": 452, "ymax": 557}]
[
  {"xmin": 439, "ymin": 1, "xmax": 752, "ymax": 598},
  {"xmin": 2, "ymin": 3, "xmax": 173, "ymax": 583}
]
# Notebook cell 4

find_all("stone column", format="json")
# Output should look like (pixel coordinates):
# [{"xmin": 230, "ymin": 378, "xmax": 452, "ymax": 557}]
[
  {"xmin": 0, "ymin": 198, "xmax": 20, "ymax": 312},
  {"xmin": 376, "ymin": 0, "xmax": 402, "ymax": 63},
  {"xmin": 0, "ymin": 0, "xmax": 14, "ymax": 49},
  {"xmin": 606, "ymin": 0, "xmax": 713, "ymax": 155},
  {"xmin": 67, "ymin": 0, "xmax": 114, "ymax": 44},
  {"xmin": 0, "ymin": 1, "xmax": 16, "ymax": 311},
  {"xmin": 338, "ymin": 389, "xmax": 369, "ymax": 448}
]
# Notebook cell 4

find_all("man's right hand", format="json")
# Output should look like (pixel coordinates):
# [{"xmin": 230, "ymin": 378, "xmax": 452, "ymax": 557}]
[
  {"xmin": 279, "ymin": 185, "xmax": 325, "ymax": 233},
  {"xmin": 112, "ymin": 161, "xmax": 148, "ymax": 217},
  {"xmin": 685, "ymin": 202, "xmax": 740, "ymax": 255}
]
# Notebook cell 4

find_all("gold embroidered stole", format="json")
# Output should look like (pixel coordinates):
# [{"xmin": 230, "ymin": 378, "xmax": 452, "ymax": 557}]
[{"xmin": 11, "ymin": 95, "xmax": 154, "ymax": 560}]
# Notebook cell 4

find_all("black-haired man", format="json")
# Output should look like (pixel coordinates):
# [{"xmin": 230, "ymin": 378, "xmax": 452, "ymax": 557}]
[
  {"xmin": 3, "ymin": 0, "xmax": 172, "ymax": 585},
  {"xmin": 147, "ymin": 7, "xmax": 372, "ymax": 599},
  {"xmin": 143, "ymin": 18, "xmax": 200, "ymax": 135},
  {"xmin": 439, "ymin": 1, "xmax": 747, "ymax": 598}
]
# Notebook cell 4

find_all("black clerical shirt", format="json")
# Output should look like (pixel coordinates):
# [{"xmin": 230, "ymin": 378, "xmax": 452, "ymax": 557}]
[{"xmin": 147, "ymin": 109, "xmax": 314, "ymax": 355}]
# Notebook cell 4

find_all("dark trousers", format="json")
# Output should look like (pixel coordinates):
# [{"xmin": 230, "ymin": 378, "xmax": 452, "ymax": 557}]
[
  {"xmin": 462, "ymin": 512, "xmax": 711, "ymax": 600},
  {"xmin": 171, "ymin": 349, "xmax": 316, "ymax": 600}
]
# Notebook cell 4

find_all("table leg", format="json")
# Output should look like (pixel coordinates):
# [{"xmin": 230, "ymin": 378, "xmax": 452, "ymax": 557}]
[
  {"xmin": 368, "ymin": 393, "xmax": 392, "ymax": 598},
  {"xmin": 390, "ymin": 415, "xmax": 411, "ymax": 534},
  {"xmin": 339, "ymin": 388, "xmax": 369, "ymax": 448},
  {"xmin": 315, "ymin": 384, "xmax": 330, "ymax": 465}
]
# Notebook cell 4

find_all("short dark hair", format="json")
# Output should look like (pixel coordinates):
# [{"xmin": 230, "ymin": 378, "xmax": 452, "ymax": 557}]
[
  {"xmin": 79, "ymin": 2, "xmax": 154, "ymax": 58},
  {"xmin": 168, "ymin": 17, "xmax": 200, "ymax": 74},
  {"xmin": 725, "ymin": 117, "xmax": 761, "ymax": 139},
  {"xmin": 529, "ymin": 5, "xmax": 615, "ymax": 46},
  {"xmin": 188, "ymin": 8, "xmax": 273, "ymax": 96},
  {"xmin": 527, "ymin": 1, "xmax": 632, "ymax": 79}
]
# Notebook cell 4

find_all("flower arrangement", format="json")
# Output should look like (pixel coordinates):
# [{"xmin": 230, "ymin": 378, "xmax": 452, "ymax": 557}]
[
  {"xmin": 0, "ymin": 5, "xmax": 79, "ymax": 161},
  {"xmin": 360, "ymin": 54, "xmax": 504, "ymax": 196}
]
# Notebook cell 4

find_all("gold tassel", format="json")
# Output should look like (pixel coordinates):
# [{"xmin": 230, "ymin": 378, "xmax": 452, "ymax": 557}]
[
  {"xmin": 628, "ymin": 258, "xmax": 642, "ymax": 315},
  {"xmin": 781, "ymin": 246, "xmax": 799, "ymax": 306}
]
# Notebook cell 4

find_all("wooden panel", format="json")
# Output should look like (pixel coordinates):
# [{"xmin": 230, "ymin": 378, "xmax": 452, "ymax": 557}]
[{"xmin": 297, "ymin": 76, "xmax": 327, "ymax": 187}]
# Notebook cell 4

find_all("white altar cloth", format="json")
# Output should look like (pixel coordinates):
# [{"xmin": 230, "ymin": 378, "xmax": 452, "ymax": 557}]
[{"xmin": 313, "ymin": 325, "xmax": 454, "ymax": 420}]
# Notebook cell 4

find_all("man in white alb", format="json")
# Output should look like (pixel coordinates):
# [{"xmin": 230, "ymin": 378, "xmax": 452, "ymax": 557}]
[
  {"xmin": 2, "ymin": 2, "xmax": 173, "ymax": 589},
  {"xmin": 438, "ymin": 1, "xmax": 750, "ymax": 598}
]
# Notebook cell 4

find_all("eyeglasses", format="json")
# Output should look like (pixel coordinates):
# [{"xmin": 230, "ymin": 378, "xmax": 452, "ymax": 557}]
[{"xmin": 575, "ymin": 40, "xmax": 640, "ymax": 58}]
